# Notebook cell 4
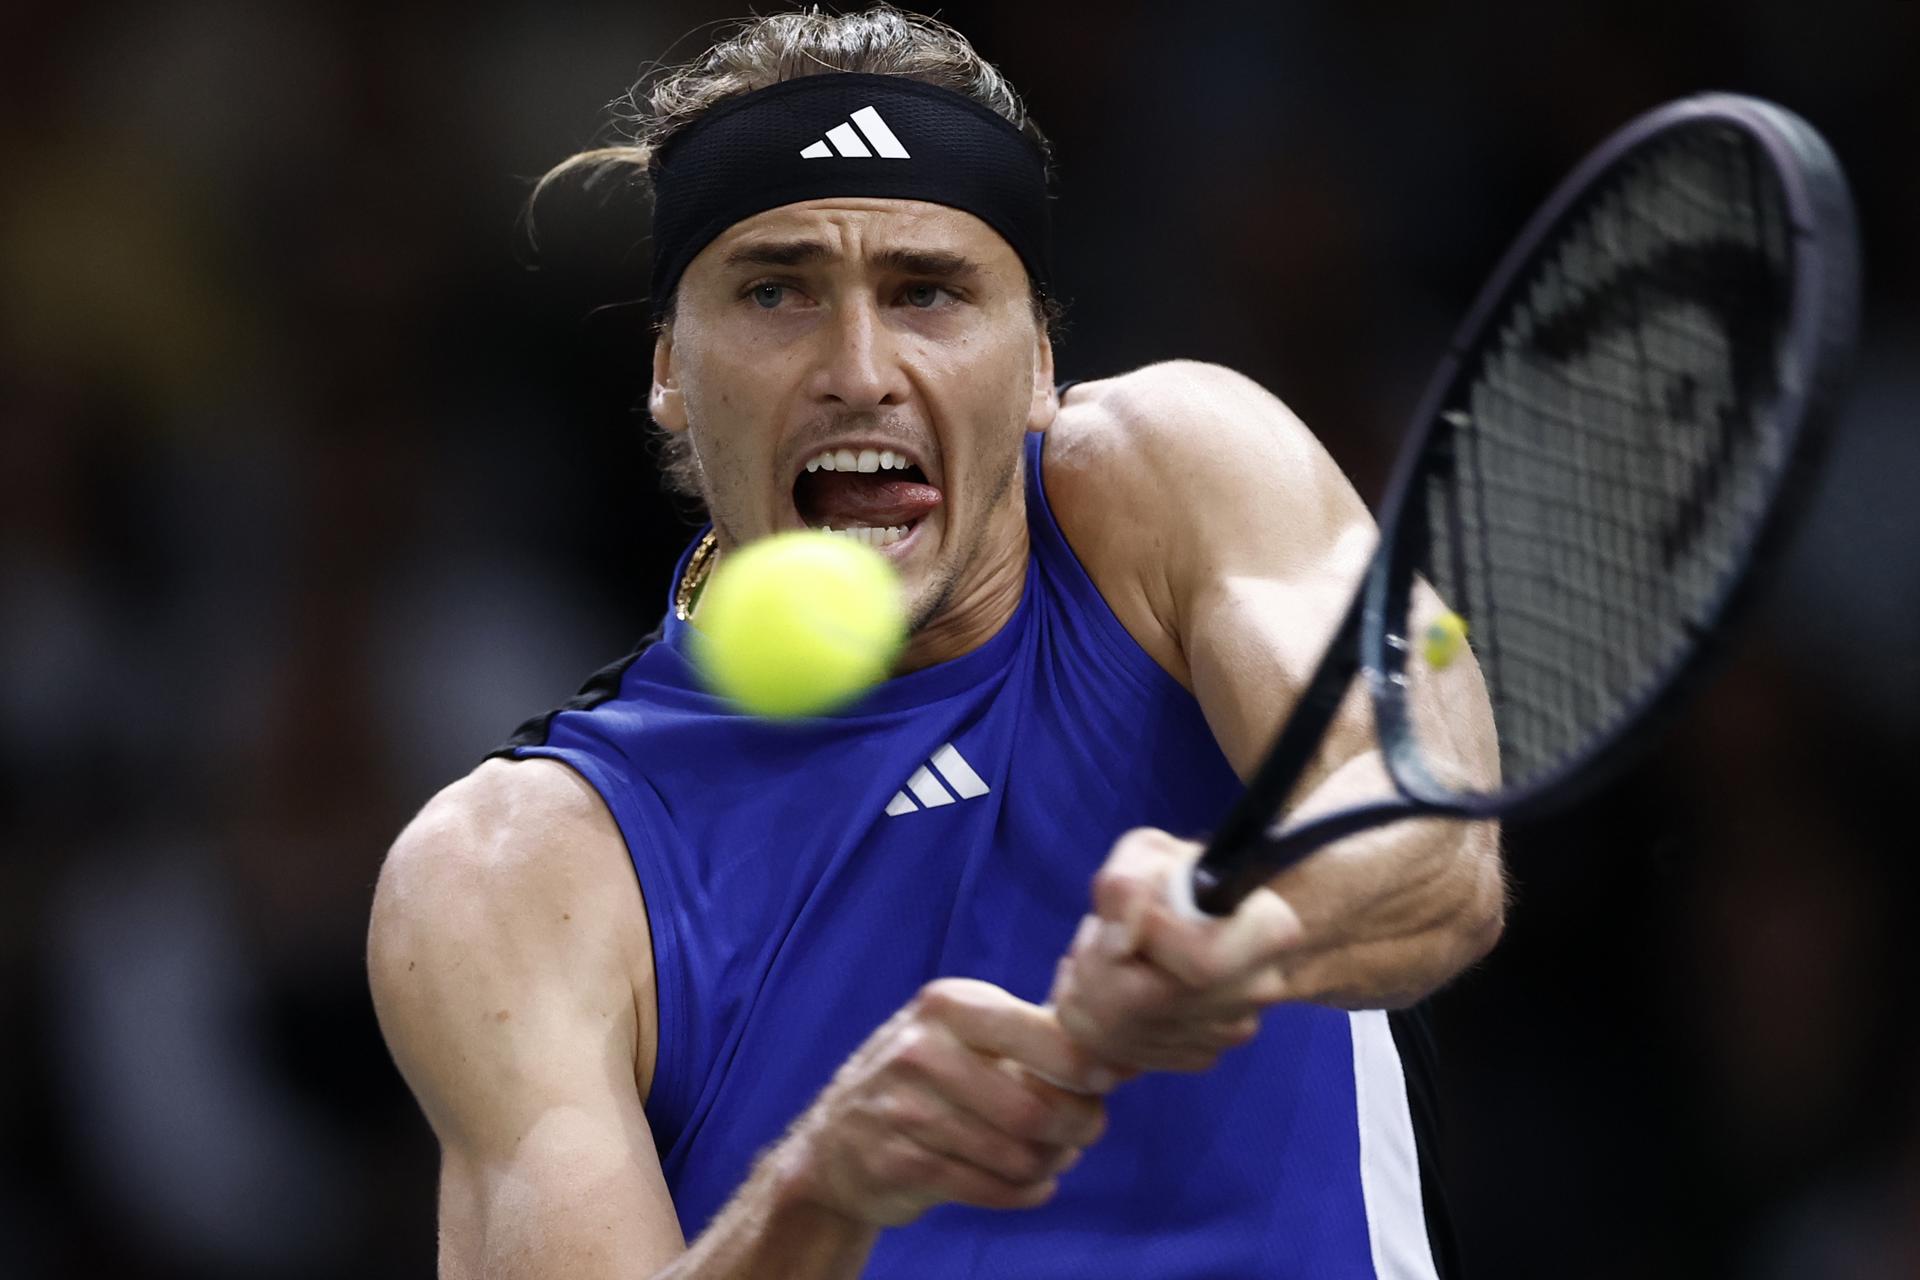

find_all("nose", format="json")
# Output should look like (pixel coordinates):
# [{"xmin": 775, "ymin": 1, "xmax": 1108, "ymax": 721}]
[{"xmin": 810, "ymin": 295, "xmax": 910, "ymax": 411}]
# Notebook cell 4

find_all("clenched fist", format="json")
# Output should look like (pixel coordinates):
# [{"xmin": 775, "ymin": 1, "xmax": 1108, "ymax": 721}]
[
  {"xmin": 778, "ymin": 978, "xmax": 1115, "ymax": 1227},
  {"xmin": 1051, "ymin": 828, "xmax": 1305, "ymax": 1073}
]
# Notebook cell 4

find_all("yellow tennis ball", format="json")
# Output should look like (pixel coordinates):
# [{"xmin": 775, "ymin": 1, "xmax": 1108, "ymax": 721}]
[
  {"xmin": 1423, "ymin": 610, "xmax": 1469, "ymax": 669},
  {"xmin": 691, "ymin": 530, "xmax": 907, "ymax": 719}
]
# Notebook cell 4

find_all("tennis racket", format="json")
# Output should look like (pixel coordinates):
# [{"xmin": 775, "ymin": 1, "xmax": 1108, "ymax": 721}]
[{"xmin": 1182, "ymin": 92, "xmax": 1860, "ymax": 917}]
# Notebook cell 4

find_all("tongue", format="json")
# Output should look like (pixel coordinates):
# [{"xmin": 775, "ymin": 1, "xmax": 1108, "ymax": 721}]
[{"xmin": 797, "ymin": 473, "xmax": 943, "ymax": 528}]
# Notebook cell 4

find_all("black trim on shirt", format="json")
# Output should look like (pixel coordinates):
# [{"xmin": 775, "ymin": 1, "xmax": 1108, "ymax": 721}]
[
  {"xmin": 1389, "ymin": 1003, "xmax": 1461, "ymax": 1280},
  {"xmin": 487, "ymin": 626, "xmax": 662, "ymax": 758}
]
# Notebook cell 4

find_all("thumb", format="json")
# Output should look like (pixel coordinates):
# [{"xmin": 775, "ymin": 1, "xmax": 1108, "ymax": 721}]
[{"xmin": 1089, "ymin": 828, "xmax": 1195, "ymax": 953}]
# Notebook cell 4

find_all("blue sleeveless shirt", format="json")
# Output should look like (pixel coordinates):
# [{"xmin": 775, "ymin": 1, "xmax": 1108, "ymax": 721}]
[{"xmin": 500, "ymin": 430, "xmax": 1447, "ymax": 1279}]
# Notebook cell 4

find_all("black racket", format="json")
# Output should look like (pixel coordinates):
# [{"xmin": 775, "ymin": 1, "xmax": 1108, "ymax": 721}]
[{"xmin": 1182, "ymin": 93, "xmax": 1860, "ymax": 917}]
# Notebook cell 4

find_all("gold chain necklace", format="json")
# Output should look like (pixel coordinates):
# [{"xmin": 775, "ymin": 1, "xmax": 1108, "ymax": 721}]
[{"xmin": 674, "ymin": 530, "xmax": 720, "ymax": 621}]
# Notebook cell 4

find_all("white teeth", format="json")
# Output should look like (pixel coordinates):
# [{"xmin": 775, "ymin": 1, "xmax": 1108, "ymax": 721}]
[
  {"xmin": 812, "ymin": 523, "xmax": 910, "ymax": 547},
  {"xmin": 801, "ymin": 447, "xmax": 919, "ymax": 477},
  {"xmin": 800, "ymin": 447, "xmax": 923, "ymax": 484}
]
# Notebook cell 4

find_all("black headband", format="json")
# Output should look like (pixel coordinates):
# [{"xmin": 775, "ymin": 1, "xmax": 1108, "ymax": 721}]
[{"xmin": 647, "ymin": 74, "xmax": 1053, "ymax": 321}]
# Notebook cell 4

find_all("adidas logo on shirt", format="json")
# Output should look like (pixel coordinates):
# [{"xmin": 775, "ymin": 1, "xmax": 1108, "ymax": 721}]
[
  {"xmin": 800, "ymin": 106, "xmax": 911, "ymax": 160},
  {"xmin": 884, "ymin": 742, "xmax": 989, "ymax": 816}
]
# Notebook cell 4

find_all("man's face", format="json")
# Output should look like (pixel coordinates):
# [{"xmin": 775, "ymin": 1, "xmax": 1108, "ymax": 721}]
[{"xmin": 650, "ymin": 198, "xmax": 1054, "ymax": 632}]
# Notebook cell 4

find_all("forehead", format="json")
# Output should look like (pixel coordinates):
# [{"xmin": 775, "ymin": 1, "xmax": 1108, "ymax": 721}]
[{"xmin": 696, "ymin": 198, "xmax": 1023, "ymax": 274}]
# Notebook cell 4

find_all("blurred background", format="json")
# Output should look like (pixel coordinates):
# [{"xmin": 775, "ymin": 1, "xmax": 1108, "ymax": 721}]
[{"xmin": 3, "ymin": 1, "xmax": 1916, "ymax": 1277}]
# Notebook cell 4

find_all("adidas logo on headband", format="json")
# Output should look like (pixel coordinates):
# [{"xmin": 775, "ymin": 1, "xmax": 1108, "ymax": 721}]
[
  {"xmin": 799, "ymin": 106, "xmax": 911, "ymax": 159},
  {"xmin": 649, "ymin": 74, "xmax": 1050, "ymax": 321}
]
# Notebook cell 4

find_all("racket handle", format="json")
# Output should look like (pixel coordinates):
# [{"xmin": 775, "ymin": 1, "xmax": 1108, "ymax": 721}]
[{"xmin": 1167, "ymin": 858, "xmax": 1206, "ymax": 921}]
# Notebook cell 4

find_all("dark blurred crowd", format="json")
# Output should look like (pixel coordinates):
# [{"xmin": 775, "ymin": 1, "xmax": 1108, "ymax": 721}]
[{"xmin": 2, "ymin": 3, "xmax": 1915, "ymax": 1278}]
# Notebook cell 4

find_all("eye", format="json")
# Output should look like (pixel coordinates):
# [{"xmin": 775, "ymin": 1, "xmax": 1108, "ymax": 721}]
[
  {"xmin": 902, "ymin": 283, "xmax": 950, "ymax": 309},
  {"xmin": 749, "ymin": 283, "xmax": 788, "ymax": 309}
]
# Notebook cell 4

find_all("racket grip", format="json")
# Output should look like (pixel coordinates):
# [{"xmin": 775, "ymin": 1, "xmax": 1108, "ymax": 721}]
[
  {"xmin": 1167, "ymin": 860, "xmax": 1207, "ymax": 921},
  {"xmin": 1187, "ymin": 859, "xmax": 1265, "ymax": 917}
]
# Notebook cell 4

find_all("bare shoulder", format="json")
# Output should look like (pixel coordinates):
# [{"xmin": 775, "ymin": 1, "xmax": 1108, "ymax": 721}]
[
  {"xmin": 373, "ymin": 756, "xmax": 635, "ymax": 951},
  {"xmin": 1044, "ymin": 361, "xmax": 1368, "ymax": 685},
  {"xmin": 369, "ymin": 756, "xmax": 657, "ymax": 1141},
  {"xmin": 1051, "ymin": 361, "xmax": 1335, "ymax": 493}
]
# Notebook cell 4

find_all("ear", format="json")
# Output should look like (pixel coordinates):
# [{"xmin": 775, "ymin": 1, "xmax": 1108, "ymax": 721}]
[
  {"xmin": 1026, "ymin": 322, "xmax": 1057, "ymax": 433},
  {"xmin": 650, "ymin": 326, "xmax": 688, "ymax": 433}
]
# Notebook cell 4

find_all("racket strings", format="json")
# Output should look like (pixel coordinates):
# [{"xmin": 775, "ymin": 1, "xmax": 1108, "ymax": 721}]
[{"xmin": 1414, "ymin": 125, "xmax": 1794, "ymax": 790}]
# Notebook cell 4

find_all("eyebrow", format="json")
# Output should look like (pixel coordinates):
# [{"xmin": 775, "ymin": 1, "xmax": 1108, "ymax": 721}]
[{"xmin": 721, "ymin": 240, "xmax": 986, "ymax": 280}]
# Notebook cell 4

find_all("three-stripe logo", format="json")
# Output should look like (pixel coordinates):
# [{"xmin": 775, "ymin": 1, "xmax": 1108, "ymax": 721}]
[
  {"xmin": 884, "ymin": 742, "xmax": 988, "ymax": 816},
  {"xmin": 800, "ymin": 106, "xmax": 911, "ymax": 160}
]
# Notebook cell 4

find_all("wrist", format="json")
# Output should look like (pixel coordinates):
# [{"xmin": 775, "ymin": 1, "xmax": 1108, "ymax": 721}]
[
  {"xmin": 758, "ymin": 1128, "xmax": 875, "ymax": 1233},
  {"xmin": 667, "ymin": 1136, "xmax": 882, "ymax": 1280}
]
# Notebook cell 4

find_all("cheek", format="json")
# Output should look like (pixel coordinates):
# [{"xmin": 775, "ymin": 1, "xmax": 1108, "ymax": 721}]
[{"xmin": 681, "ymin": 348, "xmax": 773, "ymax": 456}]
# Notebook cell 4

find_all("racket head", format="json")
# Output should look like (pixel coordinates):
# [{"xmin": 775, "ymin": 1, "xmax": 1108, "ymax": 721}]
[{"xmin": 1364, "ymin": 93, "xmax": 1860, "ymax": 818}]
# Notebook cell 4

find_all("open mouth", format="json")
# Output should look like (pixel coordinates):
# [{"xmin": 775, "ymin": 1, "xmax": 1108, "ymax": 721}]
[{"xmin": 792, "ymin": 445, "xmax": 943, "ymax": 550}]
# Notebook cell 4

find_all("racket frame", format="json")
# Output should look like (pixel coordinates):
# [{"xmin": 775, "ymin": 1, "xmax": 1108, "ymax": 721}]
[{"xmin": 1189, "ymin": 93, "xmax": 1859, "ymax": 918}]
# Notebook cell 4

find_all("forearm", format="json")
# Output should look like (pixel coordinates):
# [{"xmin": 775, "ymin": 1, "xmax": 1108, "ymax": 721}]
[
  {"xmin": 654, "ymin": 1144, "xmax": 879, "ymax": 1280},
  {"xmin": 1265, "ymin": 750, "xmax": 1505, "ymax": 1009}
]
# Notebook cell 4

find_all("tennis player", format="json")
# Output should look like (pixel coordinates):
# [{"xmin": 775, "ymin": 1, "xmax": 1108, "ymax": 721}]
[{"xmin": 369, "ymin": 8, "xmax": 1503, "ymax": 1278}]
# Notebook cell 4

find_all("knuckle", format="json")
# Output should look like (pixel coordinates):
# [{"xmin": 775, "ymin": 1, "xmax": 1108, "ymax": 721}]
[
  {"xmin": 1052, "ymin": 1003, "xmax": 1112, "ymax": 1060},
  {"xmin": 1005, "ymin": 1093, "xmax": 1056, "ymax": 1141},
  {"xmin": 1090, "ymin": 868, "xmax": 1132, "ymax": 912},
  {"xmin": 1248, "ymin": 968, "xmax": 1290, "ymax": 1006},
  {"xmin": 1191, "ymin": 1021, "xmax": 1252, "ymax": 1056},
  {"xmin": 991, "ymin": 1139, "xmax": 1050, "ymax": 1185},
  {"xmin": 1020, "ymin": 1177, "xmax": 1062, "ymax": 1207},
  {"xmin": 880, "ymin": 1141, "xmax": 941, "ymax": 1187},
  {"xmin": 890, "ymin": 1024, "xmax": 936, "ymax": 1073},
  {"xmin": 1016, "ymin": 1142, "xmax": 1062, "ymax": 1184},
  {"xmin": 1182, "ymin": 940, "xmax": 1244, "ymax": 990},
  {"xmin": 879, "ymin": 1092, "xmax": 934, "ymax": 1134},
  {"xmin": 1078, "ymin": 1099, "xmax": 1109, "ymax": 1145},
  {"xmin": 1121, "ymin": 825, "xmax": 1172, "ymax": 851},
  {"xmin": 914, "ymin": 979, "xmax": 962, "ymax": 1019}
]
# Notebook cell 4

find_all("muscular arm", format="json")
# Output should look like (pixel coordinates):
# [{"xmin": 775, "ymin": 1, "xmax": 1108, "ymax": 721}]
[
  {"xmin": 1049, "ymin": 362, "xmax": 1504, "ymax": 1013},
  {"xmin": 369, "ymin": 759, "xmax": 877, "ymax": 1279},
  {"xmin": 371, "ymin": 759, "xmax": 1111, "ymax": 1278}
]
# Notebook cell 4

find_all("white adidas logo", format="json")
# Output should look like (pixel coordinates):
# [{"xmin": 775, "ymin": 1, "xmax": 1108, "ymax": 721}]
[
  {"xmin": 884, "ymin": 742, "xmax": 988, "ymax": 816},
  {"xmin": 800, "ymin": 106, "xmax": 911, "ymax": 160}
]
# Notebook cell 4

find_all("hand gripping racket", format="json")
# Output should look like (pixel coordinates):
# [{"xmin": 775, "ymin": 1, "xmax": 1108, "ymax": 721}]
[{"xmin": 1184, "ymin": 93, "xmax": 1860, "ymax": 916}]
